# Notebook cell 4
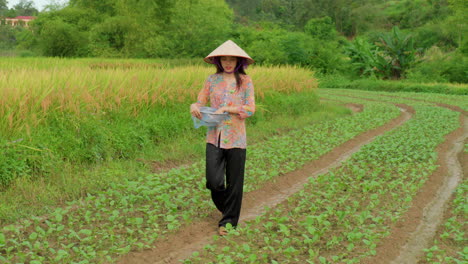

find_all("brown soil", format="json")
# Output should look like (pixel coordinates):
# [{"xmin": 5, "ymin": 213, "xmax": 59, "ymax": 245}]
[{"xmin": 116, "ymin": 103, "xmax": 413, "ymax": 264}]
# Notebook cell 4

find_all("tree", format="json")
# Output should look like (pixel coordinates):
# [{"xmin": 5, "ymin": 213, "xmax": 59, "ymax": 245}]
[
  {"xmin": 13, "ymin": 0, "xmax": 38, "ymax": 16},
  {"xmin": 346, "ymin": 26, "xmax": 419, "ymax": 79},
  {"xmin": 0, "ymin": 0, "xmax": 8, "ymax": 16},
  {"xmin": 43, "ymin": 0, "xmax": 68, "ymax": 12},
  {"xmin": 69, "ymin": 0, "xmax": 117, "ymax": 16},
  {"xmin": 0, "ymin": 25, "xmax": 19, "ymax": 49},
  {"xmin": 89, "ymin": 16, "xmax": 140, "ymax": 57},
  {"xmin": 304, "ymin": 16, "xmax": 337, "ymax": 40},
  {"xmin": 143, "ymin": 0, "xmax": 233, "ymax": 58},
  {"xmin": 39, "ymin": 19, "xmax": 87, "ymax": 57},
  {"xmin": 447, "ymin": 0, "xmax": 467, "ymax": 50},
  {"xmin": 345, "ymin": 37, "xmax": 391, "ymax": 78},
  {"xmin": 376, "ymin": 26, "xmax": 419, "ymax": 79},
  {"xmin": 226, "ymin": 0, "xmax": 262, "ymax": 21}
]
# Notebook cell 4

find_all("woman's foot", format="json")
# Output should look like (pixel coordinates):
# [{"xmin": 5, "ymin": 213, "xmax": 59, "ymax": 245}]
[{"xmin": 218, "ymin": 226, "xmax": 228, "ymax": 236}]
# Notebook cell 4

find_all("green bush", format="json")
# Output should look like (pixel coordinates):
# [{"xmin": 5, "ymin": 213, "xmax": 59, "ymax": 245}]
[
  {"xmin": 89, "ymin": 16, "xmax": 141, "ymax": 57},
  {"xmin": 319, "ymin": 74, "xmax": 467, "ymax": 95},
  {"xmin": 0, "ymin": 25, "xmax": 19, "ymax": 50},
  {"xmin": 304, "ymin": 16, "xmax": 337, "ymax": 41},
  {"xmin": 233, "ymin": 25, "xmax": 344, "ymax": 73},
  {"xmin": 413, "ymin": 22, "xmax": 457, "ymax": 50},
  {"xmin": 346, "ymin": 27, "xmax": 419, "ymax": 79},
  {"xmin": 39, "ymin": 19, "xmax": 88, "ymax": 57},
  {"xmin": 344, "ymin": 37, "xmax": 391, "ymax": 78},
  {"xmin": 407, "ymin": 47, "xmax": 467, "ymax": 83},
  {"xmin": 0, "ymin": 138, "xmax": 55, "ymax": 188}
]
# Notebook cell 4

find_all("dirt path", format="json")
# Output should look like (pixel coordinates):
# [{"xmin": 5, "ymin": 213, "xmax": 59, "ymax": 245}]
[{"xmin": 117, "ymin": 103, "xmax": 413, "ymax": 264}]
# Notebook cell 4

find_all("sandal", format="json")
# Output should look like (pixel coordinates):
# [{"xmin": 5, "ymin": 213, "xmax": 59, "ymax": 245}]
[{"xmin": 218, "ymin": 226, "xmax": 228, "ymax": 236}]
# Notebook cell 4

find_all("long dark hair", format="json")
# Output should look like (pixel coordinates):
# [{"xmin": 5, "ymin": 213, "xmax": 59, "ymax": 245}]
[{"xmin": 213, "ymin": 57, "xmax": 248, "ymax": 91}]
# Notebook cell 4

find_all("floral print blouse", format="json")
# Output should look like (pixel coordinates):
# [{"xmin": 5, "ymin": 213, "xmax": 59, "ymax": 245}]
[{"xmin": 192, "ymin": 73, "xmax": 255, "ymax": 149}]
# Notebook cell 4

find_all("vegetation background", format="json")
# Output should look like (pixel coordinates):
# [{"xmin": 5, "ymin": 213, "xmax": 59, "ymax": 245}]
[{"xmin": 1, "ymin": 0, "xmax": 466, "ymax": 83}]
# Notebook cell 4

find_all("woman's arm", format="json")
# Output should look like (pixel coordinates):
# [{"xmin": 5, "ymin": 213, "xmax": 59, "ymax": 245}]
[
  {"xmin": 190, "ymin": 77, "xmax": 211, "ymax": 119},
  {"xmin": 237, "ymin": 76, "xmax": 255, "ymax": 119},
  {"xmin": 214, "ymin": 106, "xmax": 240, "ymax": 114},
  {"xmin": 214, "ymin": 76, "xmax": 255, "ymax": 117}
]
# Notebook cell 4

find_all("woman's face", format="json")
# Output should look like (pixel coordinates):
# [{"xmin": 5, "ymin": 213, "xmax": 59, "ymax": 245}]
[{"xmin": 220, "ymin": 56, "xmax": 238, "ymax": 72}]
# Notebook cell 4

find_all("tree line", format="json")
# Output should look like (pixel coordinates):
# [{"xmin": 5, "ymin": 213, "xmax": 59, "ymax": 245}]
[{"xmin": 0, "ymin": 0, "xmax": 466, "ymax": 82}]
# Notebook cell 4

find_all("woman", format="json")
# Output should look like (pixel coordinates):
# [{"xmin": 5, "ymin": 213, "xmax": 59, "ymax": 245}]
[{"xmin": 190, "ymin": 40, "xmax": 255, "ymax": 236}]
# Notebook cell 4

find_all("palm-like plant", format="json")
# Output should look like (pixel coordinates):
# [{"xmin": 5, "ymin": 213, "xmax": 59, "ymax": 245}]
[
  {"xmin": 345, "ymin": 37, "xmax": 391, "ymax": 78},
  {"xmin": 376, "ymin": 26, "xmax": 418, "ymax": 79}
]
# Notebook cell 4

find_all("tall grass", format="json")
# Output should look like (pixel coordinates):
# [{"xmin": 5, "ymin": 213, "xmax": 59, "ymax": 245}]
[
  {"xmin": 0, "ymin": 59, "xmax": 315, "ymax": 134},
  {"xmin": 0, "ymin": 58, "xmax": 318, "ymax": 187}
]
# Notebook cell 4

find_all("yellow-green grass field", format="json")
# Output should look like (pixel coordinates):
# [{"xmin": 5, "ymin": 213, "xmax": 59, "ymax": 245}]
[{"xmin": 0, "ymin": 58, "xmax": 316, "ymax": 135}]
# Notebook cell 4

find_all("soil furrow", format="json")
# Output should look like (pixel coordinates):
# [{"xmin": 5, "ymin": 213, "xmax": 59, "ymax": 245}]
[{"xmin": 117, "ymin": 103, "xmax": 413, "ymax": 264}]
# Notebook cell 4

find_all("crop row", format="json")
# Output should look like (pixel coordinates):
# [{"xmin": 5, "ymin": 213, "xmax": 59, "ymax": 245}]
[
  {"xmin": 0, "ymin": 99, "xmax": 399, "ymax": 263},
  {"xmin": 184, "ymin": 94, "xmax": 460, "ymax": 263}
]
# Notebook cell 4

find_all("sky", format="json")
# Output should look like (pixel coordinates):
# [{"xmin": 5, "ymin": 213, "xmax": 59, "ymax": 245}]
[{"xmin": 7, "ymin": 0, "xmax": 68, "ymax": 11}]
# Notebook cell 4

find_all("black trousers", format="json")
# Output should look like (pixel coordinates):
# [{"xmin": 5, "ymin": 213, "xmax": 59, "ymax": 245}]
[{"xmin": 206, "ymin": 143, "xmax": 246, "ymax": 227}]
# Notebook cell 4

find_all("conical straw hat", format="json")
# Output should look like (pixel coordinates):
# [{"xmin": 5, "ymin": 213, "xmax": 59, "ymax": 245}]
[{"xmin": 204, "ymin": 40, "xmax": 254, "ymax": 64}]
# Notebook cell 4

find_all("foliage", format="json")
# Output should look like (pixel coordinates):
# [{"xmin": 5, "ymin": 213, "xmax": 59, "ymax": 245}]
[
  {"xmin": 0, "ymin": 0, "xmax": 465, "ymax": 85},
  {"xmin": 0, "ymin": 25, "xmax": 20, "ymax": 49},
  {"xmin": 38, "ymin": 19, "xmax": 87, "ymax": 57},
  {"xmin": 142, "ymin": 0, "xmax": 233, "ymax": 58},
  {"xmin": 226, "ymin": 0, "xmax": 453, "ymax": 37},
  {"xmin": 11, "ymin": 0, "xmax": 38, "ymax": 16},
  {"xmin": 375, "ymin": 26, "xmax": 419, "ymax": 79},
  {"xmin": 233, "ymin": 24, "xmax": 344, "ymax": 73},
  {"xmin": 346, "ymin": 26, "xmax": 419, "ymax": 79},
  {"xmin": 407, "ymin": 46, "xmax": 468, "ymax": 83},
  {"xmin": 68, "ymin": 0, "xmax": 119, "ymax": 16},
  {"xmin": 32, "ymin": 6, "xmax": 101, "ymax": 32},
  {"xmin": 88, "ymin": 16, "xmax": 141, "ymax": 57},
  {"xmin": 384, "ymin": 0, "xmax": 448, "ymax": 29},
  {"xmin": 447, "ymin": 0, "xmax": 468, "ymax": 49},
  {"xmin": 0, "ymin": 0, "xmax": 7, "ymax": 16},
  {"xmin": 23, "ymin": 0, "xmax": 232, "ymax": 58},
  {"xmin": 304, "ymin": 16, "xmax": 337, "ymax": 41},
  {"xmin": 345, "ymin": 37, "xmax": 391, "ymax": 78},
  {"xmin": 14, "ymin": 27, "xmax": 37, "ymax": 51},
  {"xmin": 412, "ymin": 21, "xmax": 458, "ymax": 51},
  {"xmin": 319, "ymin": 74, "xmax": 468, "ymax": 95}
]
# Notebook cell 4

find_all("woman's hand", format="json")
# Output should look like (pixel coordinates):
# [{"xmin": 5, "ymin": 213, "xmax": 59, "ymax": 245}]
[
  {"xmin": 214, "ymin": 107, "xmax": 227, "ymax": 114},
  {"xmin": 214, "ymin": 106, "xmax": 239, "ymax": 115},
  {"xmin": 190, "ymin": 104, "xmax": 202, "ymax": 119}
]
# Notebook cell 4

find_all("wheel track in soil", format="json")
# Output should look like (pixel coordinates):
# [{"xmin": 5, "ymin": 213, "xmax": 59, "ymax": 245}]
[{"xmin": 117, "ymin": 100, "xmax": 413, "ymax": 264}]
